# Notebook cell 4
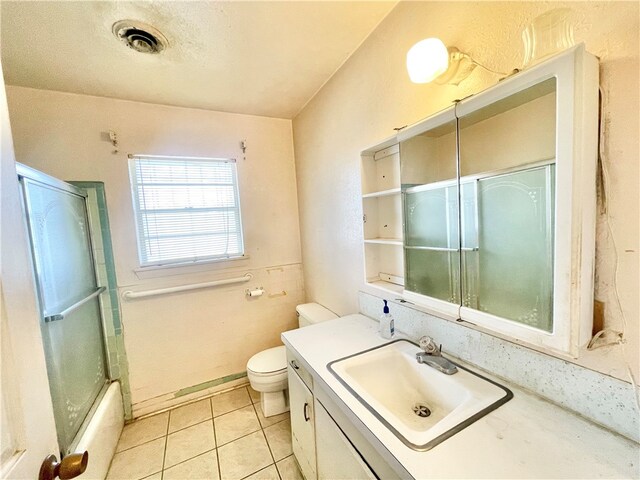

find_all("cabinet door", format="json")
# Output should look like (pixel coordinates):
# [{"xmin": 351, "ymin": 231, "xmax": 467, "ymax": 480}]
[
  {"xmin": 288, "ymin": 366, "xmax": 316, "ymax": 480},
  {"xmin": 315, "ymin": 398, "xmax": 376, "ymax": 480},
  {"xmin": 458, "ymin": 77, "xmax": 556, "ymax": 332},
  {"xmin": 399, "ymin": 111, "xmax": 460, "ymax": 309}
]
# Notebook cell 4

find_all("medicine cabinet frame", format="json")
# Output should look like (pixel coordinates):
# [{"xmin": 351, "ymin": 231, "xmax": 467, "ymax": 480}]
[{"xmin": 360, "ymin": 44, "xmax": 599, "ymax": 357}]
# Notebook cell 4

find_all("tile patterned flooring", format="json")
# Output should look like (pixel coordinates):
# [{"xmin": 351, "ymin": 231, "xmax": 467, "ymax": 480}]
[{"xmin": 107, "ymin": 385, "xmax": 303, "ymax": 480}]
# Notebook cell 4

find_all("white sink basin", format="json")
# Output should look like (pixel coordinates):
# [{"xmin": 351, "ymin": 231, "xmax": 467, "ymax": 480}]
[{"xmin": 327, "ymin": 339, "xmax": 512, "ymax": 450}]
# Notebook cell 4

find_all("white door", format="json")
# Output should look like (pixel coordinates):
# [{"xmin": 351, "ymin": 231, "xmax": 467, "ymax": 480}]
[{"xmin": 0, "ymin": 59, "xmax": 60, "ymax": 479}]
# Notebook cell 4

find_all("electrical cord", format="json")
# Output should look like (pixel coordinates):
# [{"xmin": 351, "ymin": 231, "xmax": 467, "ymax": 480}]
[
  {"xmin": 471, "ymin": 59, "xmax": 510, "ymax": 76},
  {"xmin": 457, "ymin": 51, "xmax": 512, "ymax": 77},
  {"xmin": 588, "ymin": 86, "xmax": 640, "ymax": 414}
]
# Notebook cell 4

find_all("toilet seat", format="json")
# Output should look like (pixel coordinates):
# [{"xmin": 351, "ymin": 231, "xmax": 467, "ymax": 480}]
[
  {"xmin": 247, "ymin": 368, "xmax": 287, "ymax": 379},
  {"xmin": 247, "ymin": 345, "xmax": 287, "ymax": 375}
]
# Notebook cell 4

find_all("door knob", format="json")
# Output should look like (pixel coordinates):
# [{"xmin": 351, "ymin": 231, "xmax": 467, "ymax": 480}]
[{"xmin": 39, "ymin": 451, "xmax": 88, "ymax": 480}]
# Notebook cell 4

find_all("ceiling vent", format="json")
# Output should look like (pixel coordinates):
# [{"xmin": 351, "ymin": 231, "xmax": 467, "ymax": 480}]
[{"xmin": 112, "ymin": 20, "xmax": 168, "ymax": 54}]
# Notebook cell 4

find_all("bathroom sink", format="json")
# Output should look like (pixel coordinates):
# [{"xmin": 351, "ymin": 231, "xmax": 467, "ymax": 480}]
[{"xmin": 327, "ymin": 339, "xmax": 512, "ymax": 451}]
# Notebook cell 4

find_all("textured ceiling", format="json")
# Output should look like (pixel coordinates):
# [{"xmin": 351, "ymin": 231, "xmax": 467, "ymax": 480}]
[{"xmin": 0, "ymin": 1, "xmax": 396, "ymax": 118}]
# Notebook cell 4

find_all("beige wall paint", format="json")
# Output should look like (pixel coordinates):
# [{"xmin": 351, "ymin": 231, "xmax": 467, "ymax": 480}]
[
  {"xmin": 6, "ymin": 87, "xmax": 304, "ymax": 412},
  {"xmin": 293, "ymin": 2, "xmax": 639, "ymax": 382}
]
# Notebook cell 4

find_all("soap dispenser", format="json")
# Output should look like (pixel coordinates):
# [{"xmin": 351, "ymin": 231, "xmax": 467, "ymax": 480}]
[{"xmin": 379, "ymin": 300, "xmax": 395, "ymax": 339}]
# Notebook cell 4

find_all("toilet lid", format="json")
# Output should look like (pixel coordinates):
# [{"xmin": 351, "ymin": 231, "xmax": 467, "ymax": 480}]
[{"xmin": 247, "ymin": 345, "xmax": 287, "ymax": 374}]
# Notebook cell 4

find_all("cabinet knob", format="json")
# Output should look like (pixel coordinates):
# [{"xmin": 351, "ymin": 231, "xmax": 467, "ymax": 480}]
[
  {"xmin": 290, "ymin": 360, "xmax": 300, "ymax": 370},
  {"xmin": 303, "ymin": 402, "xmax": 311, "ymax": 422}
]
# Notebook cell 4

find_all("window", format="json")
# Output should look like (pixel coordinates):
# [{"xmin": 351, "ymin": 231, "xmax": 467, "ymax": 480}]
[{"xmin": 128, "ymin": 155, "xmax": 244, "ymax": 267}]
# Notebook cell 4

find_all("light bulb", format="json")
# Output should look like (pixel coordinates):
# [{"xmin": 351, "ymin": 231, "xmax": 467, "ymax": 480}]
[{"xmin": 406, "ymin": 38, "xmax": 450, "ymax": 84}]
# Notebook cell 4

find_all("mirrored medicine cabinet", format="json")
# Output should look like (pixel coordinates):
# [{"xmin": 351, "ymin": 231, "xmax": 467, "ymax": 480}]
[{"xmin": 360, "ymin": 44, "xmax": 599, "ymax": 356}]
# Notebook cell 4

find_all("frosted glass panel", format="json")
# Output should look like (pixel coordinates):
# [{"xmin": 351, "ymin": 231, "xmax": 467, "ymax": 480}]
[
  {"xmin": 405, "ymin": 249, "xmax": 460, "ymax": 304},
  {"xmin": 461, "ymin": 166, "xmax": 555, "ymax": 331},
  {"xmin": 25, "ymin": 183, "xmax": 96, "ymax": 316},
  {"xmin": 404, "ymin": 184, "xmax": 459, "ymax": 301},
  {"xmin": 460, "ymin": 181, "xmax": 479, "ymax": 309},
  {"xmin": 22, "ymin": 179, "xmax": 107, "ymax": 453},
  {"xmin": 41, "ymin": 300, "xmax": 106, "ymax": 449},
  {"xmin": 405, "ymin": 185, "xmax": 458, "ymax": 247}
]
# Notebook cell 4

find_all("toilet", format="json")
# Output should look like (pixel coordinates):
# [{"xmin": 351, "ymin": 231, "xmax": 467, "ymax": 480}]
[{"xmin": 246, "ymin": 303, "xmax": 337, "ymax": 417}]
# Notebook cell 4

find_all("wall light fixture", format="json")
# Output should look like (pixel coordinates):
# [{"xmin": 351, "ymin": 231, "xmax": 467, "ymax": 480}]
[{"xmin": 406, "ymin": 37, "xmax": 511, "ymax": 85}]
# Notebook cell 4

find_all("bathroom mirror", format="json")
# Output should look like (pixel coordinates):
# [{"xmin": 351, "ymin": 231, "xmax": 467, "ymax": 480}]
[
  {"xmin": 458, "ymin": 78, "xmax": 557, "ymax": 332},
  {"xmin": 400, "ymin": 114, "xmax": 459, "ymax": 307}
]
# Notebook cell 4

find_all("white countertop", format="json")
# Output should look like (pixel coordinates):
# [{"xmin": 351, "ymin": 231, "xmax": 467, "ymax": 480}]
[{"xmin": 282, "ymin": 314, "xmax": 639, "ymax": 479}]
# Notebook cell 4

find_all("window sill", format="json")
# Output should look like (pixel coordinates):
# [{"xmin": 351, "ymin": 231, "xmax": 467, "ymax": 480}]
[{"xmin": 133, "ymin": 255, "xmax": 250, "ymax": 280}]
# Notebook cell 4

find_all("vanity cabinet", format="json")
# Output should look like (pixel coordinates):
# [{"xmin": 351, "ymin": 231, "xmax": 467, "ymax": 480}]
[
  {"xmin": 361, "ymin": 44, "xmax": 598, "ymax": 356},
  {"xmin": 315, "ymin": 398, "xmax": 376, "ymax": 480},
  {"xmin": 288, "ymin": 365, "xmax": 316, "ymax": 480},
  {"xmin": 282, "ymin": 315, "xmax": 640, "ymax": 480},
  {"xmin": 287, "ymin": 348, "xmax": 381, "ymax": 480}
]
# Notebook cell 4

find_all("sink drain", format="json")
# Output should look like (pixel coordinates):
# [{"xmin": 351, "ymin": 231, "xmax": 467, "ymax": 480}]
[{"xmin": 413, "ymin": 402, "xmax": 431, "ymax": 418}]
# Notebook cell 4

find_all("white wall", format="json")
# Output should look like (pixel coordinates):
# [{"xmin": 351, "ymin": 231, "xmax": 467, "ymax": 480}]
[
  {"xmin": 292, "ymin": 2, "xmax": 639, "ymax": 382},
  {"xmin": 6, "ymin": 87, "xmax": 304, "ymax": 414}
]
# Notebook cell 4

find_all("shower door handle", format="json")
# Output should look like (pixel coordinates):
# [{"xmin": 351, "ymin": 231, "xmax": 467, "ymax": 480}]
[{"xmin": 44, "ymin": 287, "xmax": 106, "ymax": 323}]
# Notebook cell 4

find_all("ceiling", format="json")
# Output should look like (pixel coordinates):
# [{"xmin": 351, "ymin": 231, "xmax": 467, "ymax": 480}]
[{"xmin": 0, "ymin": 1, "xmax": 396, "ymax": 119}]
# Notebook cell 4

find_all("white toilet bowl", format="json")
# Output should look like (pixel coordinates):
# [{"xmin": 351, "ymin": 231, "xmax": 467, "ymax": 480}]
[
  {"xmin": 246, "ymin": 303, "xmax": 337, "ymax": 417},
  {"xmin": 246, "ymin": 346, "xmax": 288, "ymax": 417}
]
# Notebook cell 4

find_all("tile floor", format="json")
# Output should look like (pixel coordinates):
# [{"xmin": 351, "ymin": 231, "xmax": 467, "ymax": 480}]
[{"xmin": 107, "ymin": 385, "xmax": 303, "ymax": 480}]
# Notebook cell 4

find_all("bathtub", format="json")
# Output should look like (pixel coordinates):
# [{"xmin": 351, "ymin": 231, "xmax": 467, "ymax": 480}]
[{"xmin": 75, "ymin": 382, "xmax": 124, "ymax": 479}]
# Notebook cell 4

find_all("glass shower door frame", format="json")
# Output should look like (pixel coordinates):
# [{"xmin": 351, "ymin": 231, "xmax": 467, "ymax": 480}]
[{"xmin": 17, "ymin": 164, "xmax": 110, "ymax": 455}]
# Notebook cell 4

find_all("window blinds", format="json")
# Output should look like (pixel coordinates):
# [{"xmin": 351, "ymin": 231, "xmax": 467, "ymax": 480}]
[{"xmin": 129, "ymin": 156, "xmax": 244, "ymax": 267}]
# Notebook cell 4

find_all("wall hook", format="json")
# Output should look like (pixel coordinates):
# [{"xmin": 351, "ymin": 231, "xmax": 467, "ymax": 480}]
[
  {"xmin": 240, "ymin": 140, "xmax": 247, "ymax": 160},
  {"xmin": 109, "ymin": 130, "xmax": 119, "ymax": 154}
]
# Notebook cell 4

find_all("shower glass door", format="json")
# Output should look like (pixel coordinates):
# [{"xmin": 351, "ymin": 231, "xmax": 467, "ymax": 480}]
[{"xmin": 19, "ymin": 168, "xmax": 107, "ymax": 454}]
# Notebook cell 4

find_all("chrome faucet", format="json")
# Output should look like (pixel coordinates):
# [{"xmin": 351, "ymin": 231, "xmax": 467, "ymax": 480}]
[{"xmin": 416, "ymin": 336, "xmax": 458, "ymax": 375}]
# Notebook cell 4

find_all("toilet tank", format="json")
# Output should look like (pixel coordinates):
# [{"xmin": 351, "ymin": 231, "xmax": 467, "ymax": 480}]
[{"xmin": 296, "ymin": 303, "xmax": 337, "ymax": 328}]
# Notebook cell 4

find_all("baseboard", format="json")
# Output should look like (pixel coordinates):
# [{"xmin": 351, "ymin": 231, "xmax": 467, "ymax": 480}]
[{"xmin": 131, "ymin": 373, "xmax": 249, "ymax": 419}]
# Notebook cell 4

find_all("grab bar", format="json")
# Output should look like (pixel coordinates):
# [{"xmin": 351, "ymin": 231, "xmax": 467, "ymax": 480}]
[
  {"xmin": 122, "ymin": 273, "xmax": 253, "ymax": 300},
  {"xmin": 44, "ymin": 286, "xmax": 107, "ymax": 323}
]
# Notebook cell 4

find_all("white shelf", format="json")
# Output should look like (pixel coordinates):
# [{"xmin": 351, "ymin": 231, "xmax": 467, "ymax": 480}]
[
  {"xmin": 362, "ymin": 141, "xmax": 404, "ymax": 296},
  {"xmin": 362, "ymin": 188, "xmax": 401, "ymax": 199},
  {"xmin": 364, "ymin": 238, "xmax": 403, "ymax": 246},
  {"xmin": 366, "ymin": 280, "xmax": 404, "ymax": 295}
]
